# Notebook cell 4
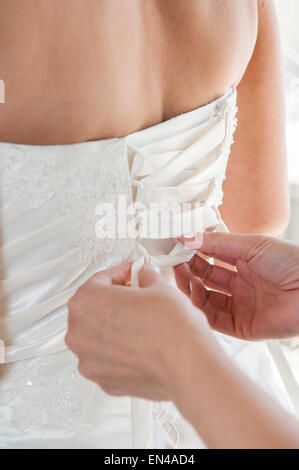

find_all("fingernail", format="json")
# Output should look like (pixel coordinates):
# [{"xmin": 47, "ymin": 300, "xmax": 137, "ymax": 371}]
[
  {"xmin": 183, "ymin": 232, "xmax": 196, "ymax": 239},
  {"xmin": 147, "ymin": 264, "xmax": 161, "ymax": 274}
]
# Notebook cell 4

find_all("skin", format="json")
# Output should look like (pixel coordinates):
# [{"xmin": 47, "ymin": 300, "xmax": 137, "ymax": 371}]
[
  {"xmin": 0, "ymin": 0, "xmax": 292, "ymax": 447},
  {"xmin": 221, "ymin": 0, "xmax": 289, "ymax": 235},
  {"xmin": 66, "ymin": 232, "xmax": 299, "ymax": 448},
  {"xmin": 176, "ymin": 232, "xmax": 299, "ymax": 340},
  {"xmin": 0, "ymin": 0, "xmax": 288, "ymax": 234}
]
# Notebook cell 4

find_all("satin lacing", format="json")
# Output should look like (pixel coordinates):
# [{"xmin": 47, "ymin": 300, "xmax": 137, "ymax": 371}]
[
  {"xmin": 126, "ymin": 94, "xmax": 237, "ymax": 448},
  {"xmin": 127, "ymin": 96, "xmax": 236, "ymax": 281},
  {"xmin": 126, "ymin": 93, "xmax": 299, "ymax": 448}
]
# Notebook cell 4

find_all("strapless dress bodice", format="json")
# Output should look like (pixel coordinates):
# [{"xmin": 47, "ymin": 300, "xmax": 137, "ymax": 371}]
[
  {"xmin": 1, "ymin": 87, "xmax": 295, "ymax": 449},
  {"xmin": 0, "ymin": 87, "xmax": 237, "ymax": 365}
]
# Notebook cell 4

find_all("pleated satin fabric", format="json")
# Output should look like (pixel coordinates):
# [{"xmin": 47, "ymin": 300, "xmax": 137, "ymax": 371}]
[{"xmin": 0, "ymin": 87, "xmax": 295, "ymax": 449}]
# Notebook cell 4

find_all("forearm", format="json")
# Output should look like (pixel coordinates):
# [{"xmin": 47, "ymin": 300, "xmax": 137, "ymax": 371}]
[
  {"xmin": 221, "ymin": 0, "xmax": 289, "ymax": 238},
  {"xmin": 168, "ymin": 331, "xmax": 299, "ymax": 449}
]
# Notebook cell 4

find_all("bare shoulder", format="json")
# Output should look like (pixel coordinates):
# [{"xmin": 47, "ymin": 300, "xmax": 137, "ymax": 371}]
[
  {"xmin": 257, "ymin": 0, "xmax": 281, "ymax": 40},
  {"xmin": 158, "ymin": 0, "xmax": 259, "ymax": 115},
  {"xmin": 221, "ymin": 0, "xmax": 288, "ymax": 235},
  {"xmin": 0, "ymin": 0, "xmax": 263, "ymax": 144},
  {"xmin": 243, "ymin": 0, "xmax": 282, "ymax": 88}
]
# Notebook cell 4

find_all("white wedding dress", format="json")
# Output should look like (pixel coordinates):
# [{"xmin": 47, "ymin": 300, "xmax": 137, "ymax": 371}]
[{"xmin": 0, "ymin": 87, "xmax": 297, "ymax": 449}]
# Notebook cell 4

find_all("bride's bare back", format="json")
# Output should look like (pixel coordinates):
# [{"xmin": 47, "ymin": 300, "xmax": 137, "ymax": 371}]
[
  {"xmin": 0, "ymin": 0, "xmax": 289, "ymax": 236},
  {"xmin": 0, "ymin": 0, "xmax": 257, "ymax": 144}
]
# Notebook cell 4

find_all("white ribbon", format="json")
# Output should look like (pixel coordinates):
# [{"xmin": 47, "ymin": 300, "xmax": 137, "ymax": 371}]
[
  {"xmin": 130, "ymin": 241, "xmax": 198, "ymax": 449},
  {"xmin": 129, "ymin": 205, "xmax": 226, "ymax": 448},
  {"xmin": 126, "ymin": 97, "xmax": 234, "ymax": 449},
  {"xmin": 267, "ymin": 341, "xmax": 299, "ymax": 417}
]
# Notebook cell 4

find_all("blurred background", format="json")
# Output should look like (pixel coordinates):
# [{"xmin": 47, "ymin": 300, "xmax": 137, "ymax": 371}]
[
  {"xmin": 275, "ymin": 0, "xmax": 299, "ymax": 241},
  {"xmin": 272, "ymin": 0, "xmax": 299, "ymax": 384}
]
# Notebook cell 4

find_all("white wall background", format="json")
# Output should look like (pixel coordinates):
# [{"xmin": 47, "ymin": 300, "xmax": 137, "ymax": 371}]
[
  {"xmin": 274, "ymin": 0, "xmax": 299, "ymax": 241},
  {"xmin": 272, "ymin": 1, "xmax": 299, "ymax": 384}
]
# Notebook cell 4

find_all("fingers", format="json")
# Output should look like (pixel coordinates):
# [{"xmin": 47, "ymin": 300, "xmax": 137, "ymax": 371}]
[
  {"xmin": 190, "ymin": 280, "xmax": 236, "ymax": 337},
  {"xmin": 205, "ymin": 305, "xmax": 236, "ymax": 337},
  {"xmin": 175, "ymin": 255, "xmax": 236, "ymax": 297},
  {"xmin": 174, "ymin": 262, "xmax": 192, "ymax": 296},
  {"xmin": 190, "ymin": 275, "xmax": 207, "ymax": 308},
  {"xmin": 189, "ymin": 255, "xmax": 236, "ymax": 294},
  {"xmin": 180, "ymin": 232, "xmax": 270, "ymax": 266},
  {"xmin": 178, "ymin": 233, "xmax": 204, "ymax": 250},
  {"xmin": 203, "ymin": 290, "xmax": 236, "ymax": 337},
  {"xmin": 84, "ymin": 263, "xmax": 166, "ymax": 290},
  {"xmin": 92, "ymin": 263, "xmax": 132, "ymax": 286},
  {"xmin": 190, "ymin": 277, "xmax": 232, "ymax": 314},
  {"xmin": 175, "ymin": 257, "xmax": 237, "ymax": 336},
  {"xmin": 138, "ymin": 264, "xmax": 165, "ymax": 288}
]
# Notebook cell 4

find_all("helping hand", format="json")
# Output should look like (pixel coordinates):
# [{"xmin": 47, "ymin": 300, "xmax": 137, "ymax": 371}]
[
  {"xmin": 175, "ymin": 232, "xmax": 299, "ymax": 340},
  {"xmin": 66, "ymin": 263, "xmax": 210, "ymax": 399}
]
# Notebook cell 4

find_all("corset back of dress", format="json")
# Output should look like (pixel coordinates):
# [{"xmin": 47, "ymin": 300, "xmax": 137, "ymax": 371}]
[
  {"xmin": 0, "ymin": 87, "xmax": 237, "ymax": 364},
  {"xmin": 0, "ymin": 87, "xmax": 241, "ymax": 448}
]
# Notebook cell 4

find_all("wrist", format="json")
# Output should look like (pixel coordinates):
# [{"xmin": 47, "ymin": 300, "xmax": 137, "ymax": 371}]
[{"xmin": 160, "ymin": 302, "xmax": 221, "ymax": 403}]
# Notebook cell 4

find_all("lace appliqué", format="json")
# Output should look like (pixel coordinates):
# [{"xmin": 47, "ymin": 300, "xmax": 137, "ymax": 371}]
[
  {"xmin": 0, "ymin": 140, "xmax": 136, "ymax": 265},
  {"xmin": 0, "ymin": 354, "xmax": 96, "ymax": 434},
  {"xmin": 153, "ymin": 402, "xmax": 180, "ymax": 448}
]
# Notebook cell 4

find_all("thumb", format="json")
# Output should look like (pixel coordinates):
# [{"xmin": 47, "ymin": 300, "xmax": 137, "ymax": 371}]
[
  {"xmin": 138, "ymin": 264, "xmax": 165, "ymax": 287},
  {"xmin": 180, "ymin": 232, "xmax": 271, "ymax": 266}
]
